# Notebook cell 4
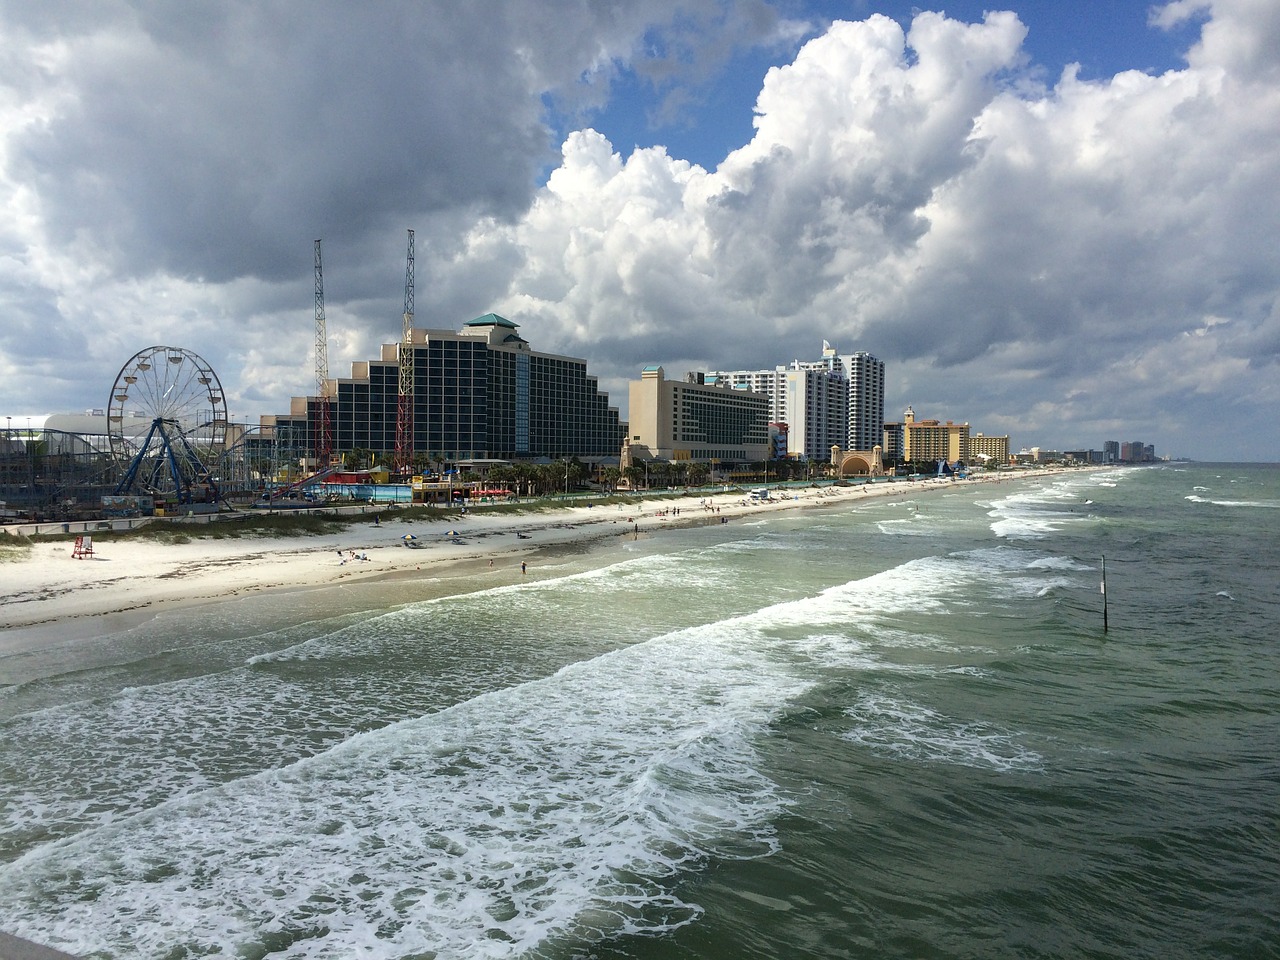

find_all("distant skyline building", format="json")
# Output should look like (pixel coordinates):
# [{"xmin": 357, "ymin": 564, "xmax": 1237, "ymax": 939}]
[
  {"xmin": 1119, "ymin": 440, "xmax": 1156, "ymax": 462},
  {"xmin": 882, "ymin": 419, "xmax": 903, "ymax": 462},
  {"xmin": 783, "ymin": 366, "xmax": 848, "ymax": 460},
  {"xmin": 263, "ymin": 314, "xmax": 622, "ymax": 464},
  {"xmin": 1065, "ymin": 449, "xmax": 1103, "ymax": 464},
  {"xmin": 707, "ymin": 368, "xmax": 787, "ymax": 418}
]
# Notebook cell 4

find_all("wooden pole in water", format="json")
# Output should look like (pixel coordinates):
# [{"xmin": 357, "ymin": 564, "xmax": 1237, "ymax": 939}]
[{"xmin": 1101, "ymin": 555, "xmax": 1109, "ymax": 633}]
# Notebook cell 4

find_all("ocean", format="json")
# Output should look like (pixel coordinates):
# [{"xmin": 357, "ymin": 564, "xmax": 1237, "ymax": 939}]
[{"xmin": 1, "ymin": 464, "xmax": 1277, "ymax": 959}]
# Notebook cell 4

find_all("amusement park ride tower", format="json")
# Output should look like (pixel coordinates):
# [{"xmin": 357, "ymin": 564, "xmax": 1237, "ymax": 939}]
[
  {"xmin": 394, "ymin": 229, "xmax": 415, "ymax": 472},
  {"xmin": 314, "ymin": 239, "xmax": 332, "ymax": 466}
]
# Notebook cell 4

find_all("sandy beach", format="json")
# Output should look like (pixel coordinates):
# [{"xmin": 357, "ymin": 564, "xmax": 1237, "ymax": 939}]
[{"xmin": 0, "ymin": 471, "xmax": 1067, "ymax": 648}]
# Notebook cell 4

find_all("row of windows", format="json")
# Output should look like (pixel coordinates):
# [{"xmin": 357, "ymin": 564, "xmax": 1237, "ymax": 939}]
[
  {"xmin": 688, "ymin": 449, "xmax": 760, "ymax": 460},
  {"xmin": 298, "ymin": 354, "xmax": 623, "ymax": 456}
]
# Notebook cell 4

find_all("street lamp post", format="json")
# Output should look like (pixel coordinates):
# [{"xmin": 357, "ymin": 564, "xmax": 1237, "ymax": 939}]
[{"xmin": 26, "ymin": 420, "xmax": 36, "ymax": 512}]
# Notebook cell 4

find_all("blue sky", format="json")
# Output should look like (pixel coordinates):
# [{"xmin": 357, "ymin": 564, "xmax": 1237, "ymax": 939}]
[
  {"xmin": 1, "ymin": 1, "xmax": 1277, "ymax": 460},
  {"xmin": 582, "ymin": 1, "xmax": 1204, "ymax": 171}
]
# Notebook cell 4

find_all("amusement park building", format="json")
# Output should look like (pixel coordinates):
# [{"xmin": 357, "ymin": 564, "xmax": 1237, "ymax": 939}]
[{"xmin": 262, "ymin": 315, "xmax": 623, "ymax": 463}]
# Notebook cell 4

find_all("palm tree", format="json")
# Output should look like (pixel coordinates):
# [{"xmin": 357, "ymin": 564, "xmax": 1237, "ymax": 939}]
[
  {"xmin": 565, "ymin": 457, "xmax": 589, "ymax": 494},
  {"xmin": 409, "ymin": 452, "xmax": 433, "ymax": 477},
  {"xmin": 511, "ymin": 462, "xmax": 538, "ymax": 497},
  {"xmin": 670, "ymin": 460, "xmax": 689, "ymax": 488},
  {"xmin": 487, "ymin": 465, "xmax": 517, "ymax": 488}
]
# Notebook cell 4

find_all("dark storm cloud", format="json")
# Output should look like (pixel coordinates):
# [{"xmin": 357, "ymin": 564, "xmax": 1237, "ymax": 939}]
[
  {"xmin": 6, "ymin": 1, "xmax": 786, "ymax": 285},
  {"xmin": 8, "ymin": 3, "xmax": 553, "ymax": 283}
]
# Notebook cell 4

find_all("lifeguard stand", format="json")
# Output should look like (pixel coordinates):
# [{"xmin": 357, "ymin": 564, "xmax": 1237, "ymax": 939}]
[{"xmin": 72, "ymin": 535, "xmax": 94, "ymax": 559}]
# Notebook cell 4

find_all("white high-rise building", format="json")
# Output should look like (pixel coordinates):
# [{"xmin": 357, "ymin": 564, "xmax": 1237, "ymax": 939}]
[
  {"xmin": 846, "ymin": 351, "xmax": 885, "ymax": 451},
  {"xmin": 785, "ymin": 366, "xmax": 849, "ymax": 460},
  {"xmin": 711, "ymin": 342, "xmax": 884, "ymax": 458},
  {"xmin": 709, "ymin": 368, "xmax": 788, "ymax": 416},
  {"xmin": 709, "ymin": 364, "xmax": 844, "ymax": 459}
]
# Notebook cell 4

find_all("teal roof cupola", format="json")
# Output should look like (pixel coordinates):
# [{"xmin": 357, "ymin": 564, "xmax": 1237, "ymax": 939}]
[{"xmin": 465, "ymin": 313, "xmax": 519, "ymax": 329}]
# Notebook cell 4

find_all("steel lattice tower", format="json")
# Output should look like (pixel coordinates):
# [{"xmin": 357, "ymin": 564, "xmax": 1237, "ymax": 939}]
[
  {"xmin": 395, "ymin": 229, "xmax": 415, "ymax": 472},
  {"xmin": 314, "ymin": 239, "xmax": 332, "ymax": 466}
]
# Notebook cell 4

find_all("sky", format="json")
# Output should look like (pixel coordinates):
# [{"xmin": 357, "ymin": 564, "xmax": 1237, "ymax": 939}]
[{"xmin": 1, "ymin": 0, "xmax": 1277, "ymax": 462}]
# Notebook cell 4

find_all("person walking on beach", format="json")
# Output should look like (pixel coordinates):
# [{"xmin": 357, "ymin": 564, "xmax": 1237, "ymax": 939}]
[{"xmin": 521, "ymin": 561, "xmax": 527, "ymax": 575}]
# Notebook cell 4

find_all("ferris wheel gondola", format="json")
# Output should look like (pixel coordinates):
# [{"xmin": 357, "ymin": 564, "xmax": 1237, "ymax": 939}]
[{"xmin": 107, "ymin": 346, "xmax": 228, "ymax": 503}]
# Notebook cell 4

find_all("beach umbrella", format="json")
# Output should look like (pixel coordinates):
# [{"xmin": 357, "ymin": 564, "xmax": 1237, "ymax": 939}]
[{"xmin": 402, "ymin": 533, "xmax": 417, "ymax": 542}]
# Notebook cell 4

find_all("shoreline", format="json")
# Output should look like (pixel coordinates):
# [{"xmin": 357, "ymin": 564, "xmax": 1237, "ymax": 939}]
[{"xmin": 0, "ymin": 471, "xmax": 1080, "ymax": 650}]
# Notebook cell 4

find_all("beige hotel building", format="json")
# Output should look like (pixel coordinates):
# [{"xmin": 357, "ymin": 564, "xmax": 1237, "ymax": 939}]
[
  {"xmin": 627, "ymin": 366, "xmax": 771, "ymax": 462},
  {"xmin": 970, "ymin": 432, "xmax": 1011, "ymax": 464},
  {"xmin": 885, "ymin": 406, "xmax": 970, "ymax": 463}
]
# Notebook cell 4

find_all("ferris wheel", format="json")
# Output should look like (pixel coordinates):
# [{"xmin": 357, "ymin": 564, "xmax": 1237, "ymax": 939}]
[{"xmin": 107, "ymin": 346, "xmax": 228, "ymax": 502}]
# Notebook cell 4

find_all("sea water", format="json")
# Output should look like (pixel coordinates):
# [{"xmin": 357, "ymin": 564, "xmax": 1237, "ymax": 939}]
[{"xmin": 0, "ymin": 465, "xmax": 1276, "ymax": 959}]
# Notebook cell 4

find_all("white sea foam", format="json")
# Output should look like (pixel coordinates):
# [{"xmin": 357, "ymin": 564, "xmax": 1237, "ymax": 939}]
[
  {"xmin": 841, "ymin": 693, "xmax": 1043, "ymax": 772},
  {"xmin": 862, "ymin": 627, "xmax": 987, "ymax": 657},
  {"xmin": 1185, "ymin": 494, "xmax": 1280, "ymax": 508},
  {"xmin": 248, "ymin": 552, "xmax": 711, "ymax": 666},
  {"xmin": 986, "ymin": 478, "xmax": 1102, "ymax": 540},
  {"xmin": 1025, "ymin": 556, "xmax": 1092, "ymax": 571},
  {"xmin": 1, "ymin": 616, "xmax": 813, "ymax": 958},
  {"xmin": 875, "ymin": 516, "xmax": 938, "ymax": 536},
  {"xmin": 0, "ymin": 541, "xmax": 808, "ymax": 871},
  {"xmin": 989, "ymin": 512, "xmax": 1071, "ymax": 539}
]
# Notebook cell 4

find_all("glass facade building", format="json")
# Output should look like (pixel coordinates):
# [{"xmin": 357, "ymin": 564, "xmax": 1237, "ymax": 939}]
[{"xmin": 264, "ymin": 315, "xmax": 622, "ymax": 463}]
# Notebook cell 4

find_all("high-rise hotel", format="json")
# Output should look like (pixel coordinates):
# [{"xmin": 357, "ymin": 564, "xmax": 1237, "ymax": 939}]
[
  {"xmin": 709, "ymin": 343, "xmax": 885, "ymax": 459},
  {"xmin": 627, "ymin": 366, "xmax": 771, "ymax": 463},
  {"xmin": 263, "ymin": 314, "xmax": 623, "ymax": 463}
]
